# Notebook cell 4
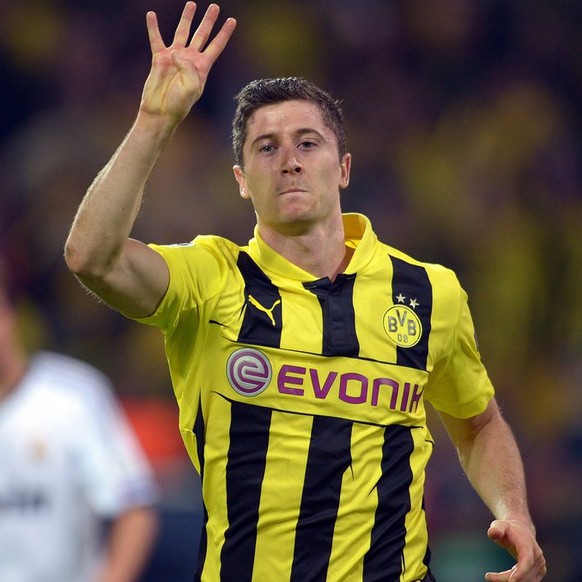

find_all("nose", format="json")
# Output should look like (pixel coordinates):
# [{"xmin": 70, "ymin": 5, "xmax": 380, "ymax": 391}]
[
  {"xmin": 281, "ymin": 146, "xmax": 302, "ymax": 175},
  {"xmin": 283, "ymin": 163, "xmax": 302, "ymax": 175}
]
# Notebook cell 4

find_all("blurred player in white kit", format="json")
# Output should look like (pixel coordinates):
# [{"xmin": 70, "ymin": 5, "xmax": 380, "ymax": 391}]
[{"xmin": 0, "ymin": 257, "xmax": 159, "ymax": 582}]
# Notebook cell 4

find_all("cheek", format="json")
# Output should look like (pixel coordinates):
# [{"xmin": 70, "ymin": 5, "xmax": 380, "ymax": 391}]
[
  {"xmin": 315, "ymin": 164, "xmax": 342, "ymax": 188},
  {"xmin": 245, "ymin": 171, "xmax": 274, "ymax": 198}
]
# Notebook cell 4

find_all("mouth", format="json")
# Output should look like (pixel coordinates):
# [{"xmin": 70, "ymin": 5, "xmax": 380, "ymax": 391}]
[{"xmin": 278, "ymin": 187, "xmax": 307, "ymax": 196}]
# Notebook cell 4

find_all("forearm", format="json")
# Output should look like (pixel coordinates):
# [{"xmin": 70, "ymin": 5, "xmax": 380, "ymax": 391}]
[
  {"xmin": 441, "ymin": 401, "xmax": 546, "ymax": 579},
  {"xmin": 65, "ymin": 112, "xmax": 175, "ymax": 279},
  {"xmin": 456, "ymin": 406, "xmax": 534, "ymax": 530},
  {"xmin": 95, "ymin": 506, "xmax": 159, "ymax": 582}
]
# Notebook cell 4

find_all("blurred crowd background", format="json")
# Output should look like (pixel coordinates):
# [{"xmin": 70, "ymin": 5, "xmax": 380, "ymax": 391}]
[{"xmin": 1, "ymin": 0, "xmax": 581, "ymax": 580}]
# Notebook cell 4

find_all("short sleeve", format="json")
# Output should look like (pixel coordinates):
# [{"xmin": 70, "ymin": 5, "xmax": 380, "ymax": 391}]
[
  {"xmin": 134, "ymin": 238, "xmax": 226, "ymax": 332},
  {"xmin": 424, "ymin": 287, "xmax": 495, "ymax": 418}
]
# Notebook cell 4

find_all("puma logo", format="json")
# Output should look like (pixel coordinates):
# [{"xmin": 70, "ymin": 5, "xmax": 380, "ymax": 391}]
[{"xmin": 248, "ymin": 294, "xmax": 281, "ymax": 326}]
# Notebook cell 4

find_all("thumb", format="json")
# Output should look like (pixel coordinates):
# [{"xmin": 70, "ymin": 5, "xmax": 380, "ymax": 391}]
[
  {"xmin": 171, "ymin": 49, "xmax": 188, "ymax": 70},
  {"xmin": 485, "ymin": 565, "xmax": 518, "ymax": 582}
]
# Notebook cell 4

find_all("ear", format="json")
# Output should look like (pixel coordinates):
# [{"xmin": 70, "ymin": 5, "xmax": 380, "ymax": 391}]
[
  {"xmin": 339, "ymin": 153, "xmax": 352, "ymax": 190},
  {"xmin": 233, "ymin": 165, "xmax": 251, "ymax": 199}
]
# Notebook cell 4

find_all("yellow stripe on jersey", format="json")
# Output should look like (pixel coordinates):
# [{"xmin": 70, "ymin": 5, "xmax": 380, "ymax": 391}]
[
  {"xmin": 252, "ymin": 411, "xmax": 311, "ymax": 579},
  {"xmin": 326, "ymin": 422, "xmax": 385, "ymax": 581}
]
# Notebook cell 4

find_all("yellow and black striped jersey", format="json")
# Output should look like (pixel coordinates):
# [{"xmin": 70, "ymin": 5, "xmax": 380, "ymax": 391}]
[{"xmin": 137, "ymin": 213, "xmax": 494, "ymax": 582}]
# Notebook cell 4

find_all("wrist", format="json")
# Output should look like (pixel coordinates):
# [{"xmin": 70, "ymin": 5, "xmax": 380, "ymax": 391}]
[
  {"xmin": 133, "ymin": 109, "xmax": 180, "ymax": 149},
  {"xmin": 492, "ymin": 516, "xmax": 536, "ymax": 536}
]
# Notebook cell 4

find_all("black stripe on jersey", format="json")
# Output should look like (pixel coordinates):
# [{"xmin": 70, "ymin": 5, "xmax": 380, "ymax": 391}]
[
  {"xmin": 390, "ymin": 256, "xmax": 432, "ymax": 371},
  {"xmin": 193, "ymin": 402, "xmax": 207, "ymax": 581},
  {"xmin": 193, "ymin": 505, "xmax": 208, "ymax": 582},
  {"xmin": 304, "ymin": 274, "xmax": 360, "ymax": 357},
  {"xmin": 220, "ymin": 401, "xmax": 272, "ymax": 581},
  {"xmin": 237, "ymin": 252, "xmax": 283, "ymax": 348},
  {"xmin": 193, "ymin": 400, "xmax": 205, "ymax": 477},
  {"xmin": 422, "ymin": 496, "xmax": 432, "ymax": 572},
  {"xmin": 363, "ymin": 424, "xmax": 416, "ymax": 580},
  {"xmin": 290, "ymin": 416, "xmax": 353, "ymax": 582}
]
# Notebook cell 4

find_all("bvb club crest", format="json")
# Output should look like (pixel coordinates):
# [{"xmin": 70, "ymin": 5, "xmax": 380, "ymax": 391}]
[{"xmin": 383, "ymin": 295, "xmax": 423, "ymax": 348}]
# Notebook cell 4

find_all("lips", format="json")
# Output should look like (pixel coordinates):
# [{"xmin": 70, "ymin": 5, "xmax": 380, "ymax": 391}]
[{"xmin": 279, "ymin": 187, "xmax": 307, "ymax": 196}]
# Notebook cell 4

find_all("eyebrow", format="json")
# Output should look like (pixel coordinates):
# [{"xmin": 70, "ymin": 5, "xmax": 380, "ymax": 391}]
[{"xmin": 249, "ymin": 127, "xmax": 327, "ymax": 148}]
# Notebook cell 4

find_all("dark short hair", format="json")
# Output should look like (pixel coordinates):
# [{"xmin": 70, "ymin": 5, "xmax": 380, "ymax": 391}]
[{"xmin": 232, "ymin": 77, "xmax": 346, "ymax": 168}]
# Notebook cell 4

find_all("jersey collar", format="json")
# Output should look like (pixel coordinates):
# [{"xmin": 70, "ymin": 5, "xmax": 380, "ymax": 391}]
[{"xmin": 246, "ymin": 213, "xmax": 378, "ymax": 281}]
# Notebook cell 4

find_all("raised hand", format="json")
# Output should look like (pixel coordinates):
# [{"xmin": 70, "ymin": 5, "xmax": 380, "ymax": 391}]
[{"xmin": 140, "ymin": 2, "xmax": 236, "ymax": 125}]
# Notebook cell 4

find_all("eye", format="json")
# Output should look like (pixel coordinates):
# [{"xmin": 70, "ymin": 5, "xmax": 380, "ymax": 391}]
[
  {"xmin": 259, "ymin": 144, "xmax": 276, "ymax": 154},
  {"xmin": 298, "ymin": 141, "xmax": 316, "ymax": 150}
]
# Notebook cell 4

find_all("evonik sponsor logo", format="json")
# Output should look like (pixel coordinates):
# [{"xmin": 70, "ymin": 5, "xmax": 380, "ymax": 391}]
[{"xmin": 226, "ymin": 348, "xmax": 424, "ymax": 413}]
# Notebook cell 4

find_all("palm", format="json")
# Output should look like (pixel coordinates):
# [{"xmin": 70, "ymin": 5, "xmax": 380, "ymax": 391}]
[{"xmin": 140, "ymin": 2, "xmax": 236, "ymax": 122}]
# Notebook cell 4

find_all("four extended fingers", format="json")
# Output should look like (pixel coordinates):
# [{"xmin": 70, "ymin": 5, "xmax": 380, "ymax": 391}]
[{"xmin": 146, "ymin": 2, "xmax": 236, "ymax": 58}]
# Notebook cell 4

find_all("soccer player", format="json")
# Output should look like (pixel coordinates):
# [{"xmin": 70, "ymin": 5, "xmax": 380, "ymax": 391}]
[
  {"xmin": 64, "ymin": 3, "xmax": 546, "ymax": 581},
  {"xmin": 0, "ymin": 260, "xmax": 158, "ymax": 582}
]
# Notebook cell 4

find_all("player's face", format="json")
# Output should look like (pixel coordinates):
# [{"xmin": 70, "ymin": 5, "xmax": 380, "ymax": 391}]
[{"xmin": 233, "ymin": 100, "xmax": 351, "ymax": 234}]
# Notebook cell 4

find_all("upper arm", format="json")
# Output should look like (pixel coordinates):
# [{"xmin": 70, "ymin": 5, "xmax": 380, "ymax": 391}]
[{"xmin": 75, "ymin": 238, "xmax": 170, "ymax": 319}]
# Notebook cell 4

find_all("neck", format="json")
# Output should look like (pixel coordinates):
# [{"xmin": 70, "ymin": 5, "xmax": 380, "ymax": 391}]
[{"xmin": 258, "ymin": 214, "xmax": 351, "ymax": 280}]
